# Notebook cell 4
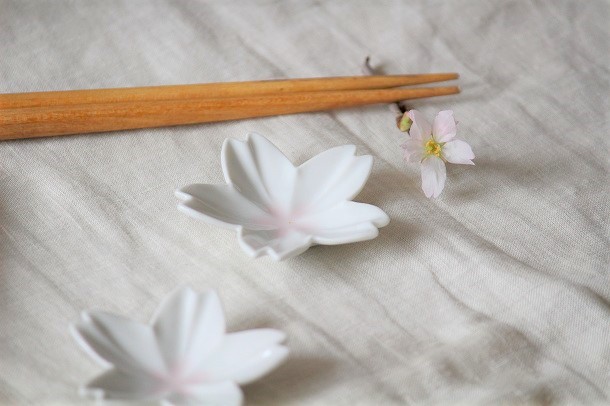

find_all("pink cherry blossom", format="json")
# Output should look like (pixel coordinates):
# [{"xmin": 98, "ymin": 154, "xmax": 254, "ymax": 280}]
[{"xmin": 400, "ymin": 110, "xmax": 474, "ymax": 198}]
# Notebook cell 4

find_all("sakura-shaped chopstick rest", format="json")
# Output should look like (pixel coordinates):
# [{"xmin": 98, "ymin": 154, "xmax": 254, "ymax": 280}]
[
  {"xmin": 176, "ymin": 133, "xmax": 389, "ymax": 260},
  {"xmin": 71, "ymin": 286, "xmax": 288, "ymax": 406}
]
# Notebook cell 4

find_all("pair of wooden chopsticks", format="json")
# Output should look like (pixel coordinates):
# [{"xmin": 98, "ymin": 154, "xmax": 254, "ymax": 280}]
[{"xmin": 0, "ymin": 73, "xmax": 459, "ymax": 140}]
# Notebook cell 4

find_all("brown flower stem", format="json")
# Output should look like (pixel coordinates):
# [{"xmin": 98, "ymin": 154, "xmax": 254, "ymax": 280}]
[{"xmin": 361, "ymin": 57, "xmax": 409, "ymax": 127}]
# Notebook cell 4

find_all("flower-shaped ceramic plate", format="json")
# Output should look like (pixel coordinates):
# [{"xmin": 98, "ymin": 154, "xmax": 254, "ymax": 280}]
[
  {"xmin": 176, "ymin": 133, "xmax": 389, "ymax": 260},
  {"xmin": 71, "ymin": 286, "xmax": 288, "ymax": 406}
]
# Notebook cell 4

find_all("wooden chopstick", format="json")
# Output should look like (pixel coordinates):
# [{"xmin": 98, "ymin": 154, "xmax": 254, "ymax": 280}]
[
  {"xmin": 0, "ymin": 73, "xmax": 460, "ymax": 140},
  {"xmin": 0, "ymin": 73, "xmax": 458, "ymax": 109},
  {"xmin": 0, "ymin": 86, "xmax": 459, "ymax": 140}
]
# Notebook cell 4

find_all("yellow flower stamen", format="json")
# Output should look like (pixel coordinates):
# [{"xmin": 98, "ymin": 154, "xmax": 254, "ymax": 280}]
[{"xmin": 425, "ymin": 139, "xmax": 442, "ymax": 157}]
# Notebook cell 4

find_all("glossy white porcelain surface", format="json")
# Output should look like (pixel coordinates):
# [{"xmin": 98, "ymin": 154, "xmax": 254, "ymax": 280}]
[
  {"xmin": 71, "ymin": 286, "xmax": 288, "ymax": 406},
  {"xmin": 176, "ymin": 133, "xmax": 389, "ymax": 260}
]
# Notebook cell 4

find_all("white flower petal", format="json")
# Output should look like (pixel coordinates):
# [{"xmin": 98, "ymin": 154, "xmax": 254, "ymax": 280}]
[
  {"xmin": 164, "ymin": 381, "xmax": 243, "ymax": 406},
  {"xmin": 432, "ymin": 110, "xmax": 457, "ymax": 142},
  {"xmin": 294, "ymin": 145, "xmax": 373, "ymax": 211},
  {"xmin": 80, "ymin": 368, "xmax": 160, "ymax": 401},
  {"xmin": 301, "ymin": 201, "xmax": 389, "ymax": 244},
  {"xmin": 202, "ymin": 329, "xmax": 287, "ymax": 385},
  {"xmin": 151, "ymin": 287, "xmax": 225, "ymax": 373},
  {"xmin": 407, "ymin": 110, "xmax": 432, "ymax": 140},
  {"xmin": 442, "ymin": 139, "xmax": 475, "ymax": 165},
  {"xmin": 71, "ymin": 312, "xmax": 165, "ymax": 376},
  {"xmin": 238, "ymin": 229, "xmax": 312, "ymax": 261},
  {"xmin": 421, "ymin": 156, "xmax": 446, "ymax": 198},
  {"xmin": 176, "ymin": 184, "xmax": 274, "ymax": 230},
  {"xmin": 401, "ymin": 138, "xmax": 425, "ymax": 163},
  {"xmin": 222, "ymin": 132, "xmax": 296, "ymax": 211}
]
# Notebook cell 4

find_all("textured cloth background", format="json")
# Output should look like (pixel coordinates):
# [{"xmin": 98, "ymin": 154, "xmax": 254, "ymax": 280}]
[{"xmin": 0, "ymin": 0, "xmax": 608, "ymax": 404}]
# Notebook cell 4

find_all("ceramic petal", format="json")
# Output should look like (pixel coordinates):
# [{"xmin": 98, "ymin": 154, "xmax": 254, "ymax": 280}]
[
  {"xmin": 304, "ymin": 201, "xmax": 389, "ymax": 244},
  {"xmin": 238, "ymin": 229, "xmax": 312, "ymax": 261},
  {"xmin": 151, "ymin": 287, "xmax": 225, "ymax": 373},
  {"xmin": 176, "ymin": 184, "xmax": 274, "ymax": 229},
  {"xmin": 164, "ymin": 381, "xmax": 243, "ymax": 406},
  {"xmin": 81, "ymin": 369, "xmax": 160, "ymax": 401},
  {"xmin": 202, "ymin": 329, "xmax": 288, "ymax": 384},
  {"xmin": 222, "ymin": 132, "xmax": 296, "ymax": 210},
  {"xmin": 71, "ymin": 312, "xmax": 165, "ymax": 375},
  {"xmin": 292, "ymin": 145, "xmax": 373, "ymax": 211}
]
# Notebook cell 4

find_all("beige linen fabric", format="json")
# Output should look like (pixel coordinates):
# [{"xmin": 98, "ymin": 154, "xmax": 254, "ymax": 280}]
[{"xmin": 0, "ymin": 0, "xmax": 608, "ymax": 404}]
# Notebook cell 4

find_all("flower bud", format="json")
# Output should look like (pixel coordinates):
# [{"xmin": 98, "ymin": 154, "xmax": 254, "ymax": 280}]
[{"xmin": 398, "ymin": 113, "xmax": 412, "ymax": 132}]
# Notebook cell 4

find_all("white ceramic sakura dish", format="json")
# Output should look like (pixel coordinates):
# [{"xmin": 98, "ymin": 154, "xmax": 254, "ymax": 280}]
[
  {"xmin": 176, "ymin": 132, "xmax": 390, "ymax": 261},
  {"xmin": 71, "ymin": 286, "xmax": 288, "ymax": 406}
]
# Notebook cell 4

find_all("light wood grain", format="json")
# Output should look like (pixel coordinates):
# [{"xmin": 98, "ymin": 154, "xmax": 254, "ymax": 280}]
[
  {"xmin": 0, "ymin": 74, "xmax": 458, "ymax": 109},
  {"xmin": 0, "ymin": 86, "xmax": 459, "ymax": 140}
]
